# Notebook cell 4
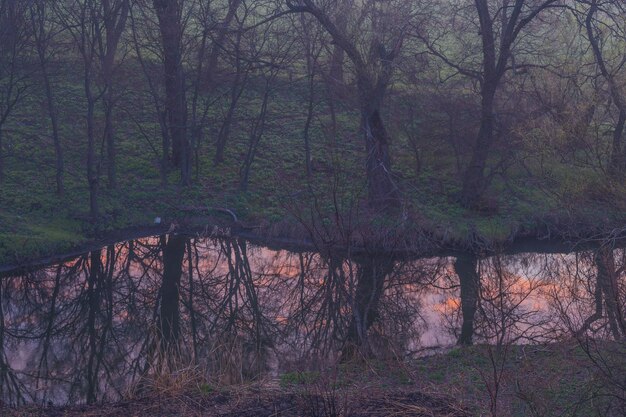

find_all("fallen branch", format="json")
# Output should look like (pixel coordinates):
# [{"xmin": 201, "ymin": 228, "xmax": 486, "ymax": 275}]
[{"xmin": 178, "ymin": 206, "xmax": 263, "ymax": 231}]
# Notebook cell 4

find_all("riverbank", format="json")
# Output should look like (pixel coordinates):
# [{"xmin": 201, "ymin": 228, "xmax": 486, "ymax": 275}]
[
  {"xmin": 2, "ymin": 198, "xmax": 625, "ymax": 271},
  {"xmin": 4, "ymin": 343, "xmax": 623, "ymax": 416},
  {"xmin": 2, "ymin": 71, "xmax": 625, "ymax": 267}
]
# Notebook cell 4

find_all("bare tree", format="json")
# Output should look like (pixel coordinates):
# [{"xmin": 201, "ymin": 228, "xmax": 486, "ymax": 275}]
[
  {"xmin": 213, "ymin": 2, "xmax": 250, "ymax": 167},
  {"xmin": 578, "ymin": 0, "xmax": 626, "ymax": 175},
  {"xmin": 205, "ymin": 0, "xmax": 243, "ymax": 88},
  {"xmin": 56, "ymin": 0, "xmax": 106, "ymax": 221},
  {"xmin": 239, "ymin": 8, "xmax": 295, "ymax": 192},
  {"xmin": 286, "ymin": 0, "xmax": 417, "ymax": 208},
  {"xmin": 296, "ymin": 12, "xmax": 324, "ymax": 178},
  {"xmin": 100, "ymin": 0, "xmax": 130, "ymax": 189},
  {"xmin": 128, "ymin": 3, "xmax": 170, "ymax": 185},
  {"xmin": 420, "ymin": 0, "xmax": 562, "ymax": 208},
  {"xmin": 152, "ymin": 0, "xmax": 190, "ymax": 185},
  {"xmin": 0, "ymin": 0, "xmax": 30, "ymax": 183},
  {"xmin": 29, "ymin": 1, "xmax": 65, "ymax": 195}
]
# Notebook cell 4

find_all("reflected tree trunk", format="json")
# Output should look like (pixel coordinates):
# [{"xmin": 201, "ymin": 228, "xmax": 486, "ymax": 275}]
[
  {"xmin": 454, "ymin": 254, "xmax": 481, "ymax": 346},
  {"xmin": 186, "ymin": 240, "xmax": 198, "ymax": 360},
  {"xmin": 343, "ymin": 255, "xmax": 395, "ymax": 359},
  {"xmin": 85, "ymin": 246, "xmax": 115, "ymax": 404},
  {"xmin": 0, "ymin": 278, "xmax": 26, "ymax": 404},
  {"xmin": 158, "ymin": 234, "xmax": 186, "ymax": 350},
  {"xmin": 594, "ymin": 247, "xmax": 625, "ymax": 340},
  {"xmin": 85, "ymin": 250, "xmax": 101, "ymax": 403},
  {"xmin": 36, "ymin": 264, "xmax": 63, "ymax": 391}
]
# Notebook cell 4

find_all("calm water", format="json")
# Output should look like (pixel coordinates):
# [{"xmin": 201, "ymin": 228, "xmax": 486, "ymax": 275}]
[{"xmin": 0, "ymin": 235, "xmax": 624, "ymax": 405}]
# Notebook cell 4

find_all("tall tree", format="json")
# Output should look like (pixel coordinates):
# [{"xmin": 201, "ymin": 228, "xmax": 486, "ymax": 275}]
[
  {"xmin": 205, "ymin": 0, "xmax": 242, "ymax": 88},
  {"xmin": 464, "ymin": 0, "xmax": 562, "ymax": 207},
  {"xmin": 57, "ymin": 0, "xmax": 103, "ymax": 221},
  {"xmin": 580, "ymin": 0, "xmax": 626, "ymax": 175},
  {"xmin": 99, "ymin": 0, "xmax": 130, "ymax": 189},
  {"xmin": 286, "ymin": 0, "xmax": 416, "ymax": 208},
  {"xmin": 152, "ymin": 0, "xmax": 190, "ymax": 185},
  {"xmin": 29, "ymin": 0, "xmax": 64, "ymax": 195},
  {"xmin": 0, "ymin": 0, "xmax": 29, "ymax": 183},
  {"xmin": 420, "ymin": 0, "xmax": 561, "ymax": 208}
]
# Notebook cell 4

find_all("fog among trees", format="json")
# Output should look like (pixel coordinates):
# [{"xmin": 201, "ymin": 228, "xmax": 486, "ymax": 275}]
[
  {"xmin": 1, "ymin": 2, "xmax": 626, "ymax": 414},
  {"xmin": 0, "ymin": 0, "xmax": 625, "ymax": 220}
]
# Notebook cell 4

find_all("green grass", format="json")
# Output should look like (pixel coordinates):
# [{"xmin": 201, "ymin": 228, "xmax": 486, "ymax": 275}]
[
  {"xmin": 410, "ymin": 343, "xmax": 625, "ymax": 417},
  {"xmin": 271, "ymin": 342, "xmax": 625, "ymax": 416},
  {"xmin": 279, "ymin": 371, "xmax": 321, "ymax": 387},
  {"xmin": 1, "ymin": 60, "xmax": 625, "ymax": 265}
]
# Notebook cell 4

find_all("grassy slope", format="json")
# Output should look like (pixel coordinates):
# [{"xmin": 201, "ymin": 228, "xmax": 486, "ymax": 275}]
[
  {"xmin": 0, "ymin": 62, "xmax": 624, "ymax": 265},
  {"xmin": 5, "ymin": 343, "xmax": 624, "ymax": 416}
]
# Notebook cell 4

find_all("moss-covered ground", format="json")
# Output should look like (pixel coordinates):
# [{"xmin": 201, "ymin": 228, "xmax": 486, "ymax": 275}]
[{"xmin": 1, "ymin": 62, "xmax": 625, "ymax": 265}]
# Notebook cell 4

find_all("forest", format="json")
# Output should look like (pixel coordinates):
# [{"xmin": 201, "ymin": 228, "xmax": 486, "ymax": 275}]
[
  {"xmin": 0, "ymin": 0, "xmax": 625, "ymax": 416},
  {"xmin": 0, "ymin": 0, "xmax": 624, "ymax": 262}
]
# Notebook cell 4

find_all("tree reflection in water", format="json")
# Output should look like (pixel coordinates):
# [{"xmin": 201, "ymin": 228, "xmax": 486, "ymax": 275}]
[{"xmin": 0, "ymin": 236, "xmax": 624, "ymax": 405}]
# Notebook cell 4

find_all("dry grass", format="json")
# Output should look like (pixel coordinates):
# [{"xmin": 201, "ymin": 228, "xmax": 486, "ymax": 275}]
[
  {"xmin": 3, "ymin": 379, "xmax": 468, "ymax": 417},
  {"xmin": 8, "ymin": 342, "xmax": 621, "ymax": 416}
]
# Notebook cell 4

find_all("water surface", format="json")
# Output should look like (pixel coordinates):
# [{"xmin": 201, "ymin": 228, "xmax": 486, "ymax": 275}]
[{"xmin": 0, "ymin": 235, "xmax": 623, "ymax": 405}]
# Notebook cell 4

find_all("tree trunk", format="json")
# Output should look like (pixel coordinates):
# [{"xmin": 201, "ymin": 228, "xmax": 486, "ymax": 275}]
[
  {"xmin": 153, "ymin": 0, "xmax": 189, "ymax": 185},
  {"xmin": 343, "ymin": 256, "xmax": 395, "ymax": 359},
  {"xmin": 303, "ymin": 64, "xmax": 315, "ymax": 179},
  {"xmin": 101, "ymin": 0, "xmax": 129, "ymax": 190},
  {"xmin": 609, "ymin": 110, "xmax": 625, "ymax": 175},
  {"xmin": 214, "ymin": 29, "xmax": 244, "ymax": 166},
  {"xmin": 0, "ymin": 127, "xmax": 3, "ymax": 183},
  {"xmin": 585, "ymin": 2, "xmax": 626, "ymax": 176},
  {"xmin": 460, "ymin": 84, "xmax": 496, "ymax": 208},
  {"xmin": 359, "ymin": 93, "xmax": 400, "ymax": 208},
  {"xmin": 329, "ymin": 45, "xmax": 344, "ymax": 87},
  {"xmin": 85, "ymin": 72, "xmax": 99, "ymax": 223},
  {"xmin": 357, "ymin": 76, "xmax": 400, "ymax": 208},
  {"xmin": 327, "ymin": 9, "xmax": 345, "ymax": 90},
  {"xmin": 594, "ymin": 247, "xmax": 625, "ymax": 340},
  {"xmin": 31, "ymin": 0, "xmax": 64, "ymax": 194},
  {"xmin": 205, "ymin": 0, "xmax": 241, "ymax": 87},
  {"xmin": 102, "ymin": 53, "xmax": 117, "ymax": 190},
  {"xmin": 103, "ymin": 88, "xmax": 117, "ymax": 189},
  {"xmin": 42, "ymin": 66, "xmax": 64, "ymax": 195},
  {"xmin": 239, "ymin": 88, "xmax": 270, "ymax": 191},
  {"xmin": 214, "ymin": 98, "xmax": 236, "ymax": 166},
  {"xmin": 214, "ymin": 73, "xmax": 245, "ymax": 166},
  {"xmin": 454, "ymin": 255, "xmax": 481, "ymax": 346},
  {"xmin": 159, "ymin": 109, "xmax": 170, "ymax": 185}
]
